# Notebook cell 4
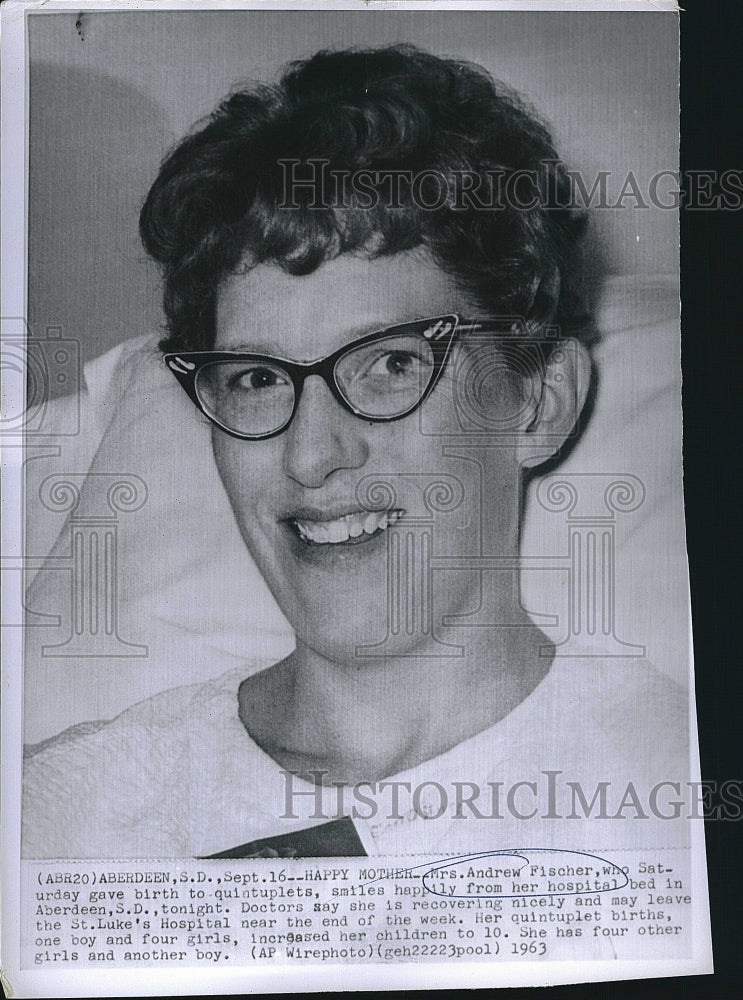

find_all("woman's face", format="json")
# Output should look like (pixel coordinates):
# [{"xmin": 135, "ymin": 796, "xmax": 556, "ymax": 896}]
[{"xmin": 212, "ymin": 253, "xmax": 530, "ymax": 662}]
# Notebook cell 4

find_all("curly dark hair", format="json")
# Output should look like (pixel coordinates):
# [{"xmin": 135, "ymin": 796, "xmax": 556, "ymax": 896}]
[{"xmin": 139, "ymin": 44, "xmax": 587, "ymax": 353}]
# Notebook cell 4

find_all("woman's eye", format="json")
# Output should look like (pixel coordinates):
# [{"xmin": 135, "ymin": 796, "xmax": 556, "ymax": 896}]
[
  {"xmin": 232, "ymin": 367, "xmax": 288, "ymax": 391},
  {"xmin": 369, "ymin": 351, "xmax": 420, "ymax": 377}
]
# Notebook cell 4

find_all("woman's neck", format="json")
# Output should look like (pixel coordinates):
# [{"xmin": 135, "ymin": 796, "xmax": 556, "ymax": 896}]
[{"xmin": 239, "ymin": 616, "xmax": 554, "ymax": 785}]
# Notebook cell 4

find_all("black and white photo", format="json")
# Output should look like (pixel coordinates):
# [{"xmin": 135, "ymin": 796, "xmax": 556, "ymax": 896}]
[{"xmin": 1, "ymin": 1, "xmax": 713, "ymax": 994}]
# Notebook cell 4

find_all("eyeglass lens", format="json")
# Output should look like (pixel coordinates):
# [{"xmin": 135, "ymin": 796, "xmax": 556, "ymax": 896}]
[{"xmin": 194, "ymin": 333, "xmax": 436, "ymax": 436}]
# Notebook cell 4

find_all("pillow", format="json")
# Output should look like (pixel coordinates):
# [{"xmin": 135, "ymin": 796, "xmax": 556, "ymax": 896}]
[{"xmin": 23, "ymin": 274, "xmax": 689, "ymax": 743}]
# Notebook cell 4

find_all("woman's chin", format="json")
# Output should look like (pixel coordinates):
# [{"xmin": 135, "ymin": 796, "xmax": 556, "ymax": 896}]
[{"xmin": 284, "ymin": 586, "xmax": 393, "ymax": 660}]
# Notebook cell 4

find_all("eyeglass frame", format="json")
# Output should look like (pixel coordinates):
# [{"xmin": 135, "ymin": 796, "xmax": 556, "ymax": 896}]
[{"xmin": 164, "ymin": 313, "xmax": 514, "ymax": 441}]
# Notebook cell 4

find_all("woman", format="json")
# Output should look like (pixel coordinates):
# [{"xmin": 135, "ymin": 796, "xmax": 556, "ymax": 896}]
[{"xmin": 23, "ymin": 45, "xmax": 687, "ymax": 858}]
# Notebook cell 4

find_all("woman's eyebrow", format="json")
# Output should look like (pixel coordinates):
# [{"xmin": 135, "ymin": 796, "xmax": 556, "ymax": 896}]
[
  {"xmin": 219, "ymin": 318, "xmax": 417, "ymax": 357},
  {"xmin": 220, "ymin": 341, "xmax": 284, "ymax": 355}
]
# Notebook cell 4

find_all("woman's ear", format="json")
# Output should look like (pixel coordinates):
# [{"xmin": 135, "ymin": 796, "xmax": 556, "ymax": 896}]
[{"xmin": 519, "ymin": 339, "xmax": 592, "ymax": 469}]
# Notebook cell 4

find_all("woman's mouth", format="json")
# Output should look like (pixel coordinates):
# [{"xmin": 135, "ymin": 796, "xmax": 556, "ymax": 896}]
[{"xmin": 290, "ymin": 509, "xmax": 404, "ymax": 546}]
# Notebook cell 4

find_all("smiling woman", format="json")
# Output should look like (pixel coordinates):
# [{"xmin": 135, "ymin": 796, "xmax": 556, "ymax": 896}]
[{"xmin": 22, "ymin": 44, "xmax": 689, "ymax": 860}]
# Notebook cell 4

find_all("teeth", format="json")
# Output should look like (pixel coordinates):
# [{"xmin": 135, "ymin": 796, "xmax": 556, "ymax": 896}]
[
  {"xmin": 313, "ymin": 523, "xmax": 329, "ymax": 543},
  {"xmin": 327, "ymin": 520, "xmax": 346, "ymax": 544},
  {"xmin": 294, "ymin": 510, "xmax": 404, "ymax": 545}
]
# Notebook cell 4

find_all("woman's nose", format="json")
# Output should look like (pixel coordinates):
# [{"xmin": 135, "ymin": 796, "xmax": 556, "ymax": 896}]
[{"xmin": 282, "ymin": 375, "xmax": 370, "ymax": 488}]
